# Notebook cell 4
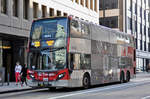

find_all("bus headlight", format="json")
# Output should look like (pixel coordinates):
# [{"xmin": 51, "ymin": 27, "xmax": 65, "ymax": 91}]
[{"xmin": 56, "ymin": 72, "xmax": 66, "ymax": 80}]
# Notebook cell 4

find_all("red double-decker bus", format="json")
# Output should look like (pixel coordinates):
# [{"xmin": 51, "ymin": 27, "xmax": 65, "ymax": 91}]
[{"xmin": 27, "ymin": 17, "xmax": 136, "ymax": 90}]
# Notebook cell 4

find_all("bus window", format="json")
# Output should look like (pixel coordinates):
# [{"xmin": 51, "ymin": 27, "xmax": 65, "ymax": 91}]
[
  {"xmin": 80, "ymin": 54, "xmax": 91, "ymax": 69},
  {"xmin": 70, "ymin": 53, "xmax": 74, "ymax": 70},
  {"xmin": 70, "ymin": 20, "xmax": 81, "ymax": 37}
]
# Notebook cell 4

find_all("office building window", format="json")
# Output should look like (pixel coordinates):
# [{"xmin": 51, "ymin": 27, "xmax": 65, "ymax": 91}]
[
  {"xmin": 144, "ymin": 10, "xmax": 146, "ymax": 19},
  {"xmin": 135, "ymin": 21, "xmax": 137, "ymax": 32},
  {"xmin": 128, "ymin": 17, "xmax": 132, "ymax": 30},
  {"xmin": 144, "ymin": 41, "xmax": 146, "ymax": 51},
  {"xmin": 23, "ymin": 0, "xmax": 29, "ymax": 19},
  {"xmin": 130, "ymin": 0, "xmax": 132, "ymax": 11},
  {"xmin": 63, "ymin": 13, "xmax": 68, "ymax": 17},
  {"xmin": 1, "ymin": 0, "xmax": 7, "ymax": 14},
  {"xmin": 94, "ymin": 0, "xmax": 97, "ymax": 12},
  {"xmin": 12, "ymin": 0, "xmax": 18, "ymax": 17},
  {"xmin": 135, "ymin": 3, "xmax": 137, "ymax": 14},
  {"xmin": 33, "ymin": 2, "xmax": 38, "ymax": 18},
  {"xmin": 140, "ymin": 23, "xmax": 142, "ymax": 34},
  {"xmin": 149, "ymin": 43, "xmax": 150, "ymax": 52},
  {"xmin": 144, "ymin": 26, "xmax": 146, "ymax": 35},
  {"xmin": 148, "ymin": 28, "xmax": 150, "ymax": 37},
  {"xmin": 49, "ymin": 8, "xmax": 54, "ymax": 17},
  {"xmin": 100, "ymin": 0, "xmax": 118, "ymax": 10},
  {"xmin": 90, "ymin": 0, "xmax": 93, "ymax": 10},
  {"xmin": 57, "ymin": 10, "xmax": 61, "ymax": 16},
  {"xmin": 81, "ymin": 0, "xmax": 84, "ymax": 6},
  {"xmin": 42, "ymin": 5, "xmax": 47, "ymax": 18},
  {"xmin": 75, "ymin": 0, "xmax": 79, "ymax": 4},
  {"xmin": 140, "ymin": 7, "xmax": 142, "ymax": 17},
  {"xmin": 135, "ymin": 38, "xmax": 137, "ymax": 49},
  {"xmin": 140, "ymin": 40, "xmax": 142, "ymax": 50},
  {"xmin": 99, "ymin": 16, "xmax": 118, "ymax": 28},
  {"xmin": 85, "ymin": 0, "xmax": 89, "ymax": 8}
]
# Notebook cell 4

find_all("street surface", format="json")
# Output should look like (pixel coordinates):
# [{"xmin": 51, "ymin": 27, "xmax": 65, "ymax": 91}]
[{"xmin": 1, "ymin": 77, "xmax": 150, "ymax": 99}]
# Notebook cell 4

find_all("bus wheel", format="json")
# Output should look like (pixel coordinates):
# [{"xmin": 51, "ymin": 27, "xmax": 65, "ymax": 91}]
[
  {"xmin": 83, "ymin": 74, "xmax": 90, "ymax": 89},
  {"xmin": 49, "ymin": 87, "xmax": 56, "ymax": 91},
  {"xmin": 120, "ymin": 72, "xmax": 125, "ymax": 83},
  {"xmin": 126, "ymin": 71, "xmax": 130, "ymax": 82}
]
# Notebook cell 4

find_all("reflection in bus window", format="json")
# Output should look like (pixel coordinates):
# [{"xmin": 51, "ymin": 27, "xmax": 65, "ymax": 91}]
[
  {"xmin": 70, "ymin": 20, "xmax": 81, "ymax": 37},
  {"xmin": 54, "ymin": 38, "xmax": 66, "ymax": 48},
  {"xmin": 80, "ymin": 54, "xmax": 91, "ymax": 69},
  {"xmin": 32, "ymin": 26, "xmax": 42, "ymax": 40},
  {"xmin": 74, "ymin": 54, "xmax": 80, "ymax": 70},
  {"xmin": 55, "ymin": 24, "xmax": 66, "ymax": 38}
]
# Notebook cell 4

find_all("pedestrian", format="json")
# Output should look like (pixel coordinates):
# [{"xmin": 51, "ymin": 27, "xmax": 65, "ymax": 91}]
[
  {"xmin": 21, "ymin": 64, "xmax": 28, "ymax": 86},
  {"xmin": 15, "ymin": 61, "xmax": 22, "ymax": 85}
]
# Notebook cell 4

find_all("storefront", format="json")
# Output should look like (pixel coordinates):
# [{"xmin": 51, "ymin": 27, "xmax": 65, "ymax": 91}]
[{"xmin": 0, "ymin": 34, "xmax": 27, "ymax": 82}]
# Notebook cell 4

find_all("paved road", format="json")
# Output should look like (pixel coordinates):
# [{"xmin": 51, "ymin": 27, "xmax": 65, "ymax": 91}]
[{"xmin": 1, "ymin": 78, "xmax": 150, "ymax": 99}]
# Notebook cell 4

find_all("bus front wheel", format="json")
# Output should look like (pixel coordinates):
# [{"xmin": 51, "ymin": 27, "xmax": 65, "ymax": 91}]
[{"xmin": 83, "ymin": 74, "xmax": 90, "ymax": 89}]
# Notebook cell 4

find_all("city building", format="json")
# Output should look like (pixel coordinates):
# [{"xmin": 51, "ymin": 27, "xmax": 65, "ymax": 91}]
[
  {"xmin": 0, "ymin": 0, "xmax": 99, "ymax": 82},
  {"xmin": 99, "ymin": 0, "xmax": 150, "ymax": 72}
]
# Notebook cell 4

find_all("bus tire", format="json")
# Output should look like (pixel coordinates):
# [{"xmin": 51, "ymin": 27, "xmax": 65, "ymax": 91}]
[
  {"xmin": 120, "ymin": 71, "xmax": 125, "ymax": 83},
  {"xmin": 126, "ymin": 71, "xmax": 130, "ymax": 82},
  {"xmin": 83, "ymin": 74, "xmax": 90, "ymax": 89},
  {"xmin": 48, "ymin": 87, "xmax": 56, "ymax": 91}
]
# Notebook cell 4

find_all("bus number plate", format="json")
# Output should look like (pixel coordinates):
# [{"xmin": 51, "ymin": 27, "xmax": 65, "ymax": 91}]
[{"xmin": 43, "ymin": 78, "xmax": 48, "ymax": 81}]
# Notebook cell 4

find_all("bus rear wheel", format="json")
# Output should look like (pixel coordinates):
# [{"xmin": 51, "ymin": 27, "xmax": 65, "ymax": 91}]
[
  {"xmin": 83, "ymin": 74, "xmax": 90, "ymax": 89},
  {"xmin": 126, "ymin": 71, "xmax": 130, "ymax": 82}
]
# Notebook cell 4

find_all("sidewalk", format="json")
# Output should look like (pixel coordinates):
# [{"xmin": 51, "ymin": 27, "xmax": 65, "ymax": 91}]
[
  {"xmin": 0, "ymin": 82, "xmax": 32, "ymax": 94},
  {"xmin": 0, "ymin": 72, "xmax": 150, "ymax": 94}
]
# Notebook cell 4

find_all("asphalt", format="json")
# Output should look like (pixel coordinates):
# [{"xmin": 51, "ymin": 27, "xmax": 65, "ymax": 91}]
[{"xmin": 0, "ymin": 71, "xmax": 150, "ymax": 94}]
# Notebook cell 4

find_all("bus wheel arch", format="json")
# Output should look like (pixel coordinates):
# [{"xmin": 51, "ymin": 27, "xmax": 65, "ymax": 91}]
[
  {"xmin": 120, "ymin": 71, "xmax": 125, "ymax": 83},
  {"xmin": 82, "ymin": 72, "xmax": 91, "ymax": 89},
  {"xmin": 126, "ymin": 71, "xmax": 130, "ymax": 82}
]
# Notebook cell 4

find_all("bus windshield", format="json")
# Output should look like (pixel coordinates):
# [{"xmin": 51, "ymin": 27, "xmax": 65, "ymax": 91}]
[
  {"xmin": 28, "ymin": 49, "xmax": 66, "ymax": 71},
  {"xmin": 28, "ymin": 18, "xmax": 68, "ymax": 71}
]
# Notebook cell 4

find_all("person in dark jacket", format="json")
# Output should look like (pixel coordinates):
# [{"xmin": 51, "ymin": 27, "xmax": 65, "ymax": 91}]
[{"xmin": 21, "ymin": 64, "xmax": 28, "ymax": 86}]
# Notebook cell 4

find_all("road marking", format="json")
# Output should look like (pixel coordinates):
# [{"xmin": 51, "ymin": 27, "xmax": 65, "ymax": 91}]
[
  {"xmin": 141, "ymin": 96, "xmax": 150, "ymax": 99},
  {"xmin": 47, "ymin": 80, "xmax": 150, "ymax": 99}
]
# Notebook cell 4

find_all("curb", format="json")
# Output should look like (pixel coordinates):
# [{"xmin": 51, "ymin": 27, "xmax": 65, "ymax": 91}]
[{"xmin": 0, "ymin": 87, "xmax": 37, "ymax": 94}]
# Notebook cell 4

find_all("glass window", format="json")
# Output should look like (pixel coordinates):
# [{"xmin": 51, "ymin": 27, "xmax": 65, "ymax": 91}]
[
  {"xmin": 49, "ymin": 8, "xmax": 54, "ymax": 17},
  {"xmin": 1, "ymin": 0, "xmax": 7, "ymax": 14},
  {"xmin": 12, "ymin": 0, "xmax": 18, "ymax": 17},
  {"xmin": 57, "ymin": 10, "xmax": 61, "ymax": 16},
  {"xmin": 74, "ymin": 54, "xmax": 80, "ymax": 69},
  {"xmin": 80, "ymin": 54, "xmax": 91, "ymax": 69},
  {"xmin": 28, "ymin": 49, "xmax": 66, "ymax": 70},
  {"xmin": 42, "ymin": 5, "xmax": 47, "ymax": 18},
  {"xmin": 23, "ymin": 0, "xmax": 29, "ymax": 19},
  {"xmin": 33, "ymin": 2, "xmax": 38, "ymax": 18},
  {"xmin": 70, "ymin": 20, "xmax": 90, "ymax": 39},
  {"xmin": 31, "ymin": 19, "xmax": 67, "ymax": 40}
]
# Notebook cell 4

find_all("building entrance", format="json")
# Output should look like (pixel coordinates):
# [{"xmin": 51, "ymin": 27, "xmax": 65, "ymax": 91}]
[{"xmin": 0, "ymin": 36, "xmax": 27, "ymax": 82}]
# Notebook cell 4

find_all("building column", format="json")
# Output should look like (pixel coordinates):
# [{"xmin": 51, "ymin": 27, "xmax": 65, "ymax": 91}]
[{"xmin": 19, "ymin": 0, "xmax": 23, "ymax": 20}]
